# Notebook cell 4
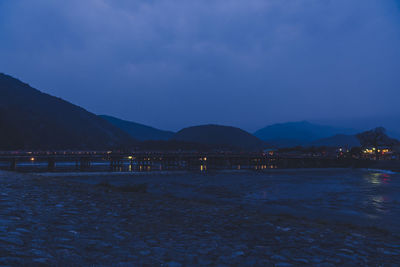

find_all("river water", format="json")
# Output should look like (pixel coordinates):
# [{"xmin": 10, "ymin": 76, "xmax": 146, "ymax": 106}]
[
  {"xmin": 2, "ymin": 168, "xmax": 399, "ymax": 265},
  {"xmin": 242, "ymin": 169, "xmax": 400, "ymax": 232},
  {"xmin": 58, "ymin": 168, "xmax": 400, "ymax": 234}
]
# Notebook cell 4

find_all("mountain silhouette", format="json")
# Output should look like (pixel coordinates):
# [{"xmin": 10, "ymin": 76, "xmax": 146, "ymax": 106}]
[
  {"xmin": 100, "ymin": 115, "xmax": 174, "ymax": 141},
  {"xmin": 254, "ymin": 121, "xmax": 357, "ymax": 147},
  {"xmin": 172, "ymin": 124, "xmax": 267, "ymax": 150},
  {"xmin": 310, "ymin": 134, "xmax": 361, "ymax": 148},
  {"xmin": 0, "ymin": 73, "xmax": 135, "ymax": 150}
]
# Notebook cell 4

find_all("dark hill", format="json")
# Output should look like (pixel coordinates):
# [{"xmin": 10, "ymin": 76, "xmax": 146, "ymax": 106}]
[
  {"xmin": 138, "ymin": 140, "xmax": 227, "ymax": 152},
  {"xmin": 357, "ymin": 127, "xmax": 400, "ymax": 148},
  {"xmin": 0, "ymin": 73, "xmax": 135, "ymax": 150},
  {"xmin": 100, "ymin": 115, "xmax": 174, "ymax": 141},
  {"xmin": 310, "ymin": 128, "xmax": 400, "ymax": 148},
  {"xmin": 172, "ymin": 124, "xmax": 266, "ymax": 150},
  {"xmin": 254, "ymin": 121, "xmax": 357, "ymax": 147}
]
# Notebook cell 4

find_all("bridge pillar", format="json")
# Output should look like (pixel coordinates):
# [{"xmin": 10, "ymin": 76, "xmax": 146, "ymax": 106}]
[
  {"xmin": 80, "ymin": 158, "xmax": 90, "ymax": 170},
  {"xmin": 129, "ymin": 159, "xmax": 134, "ymax": 171},
  {"xmin": 110, "ymin": 160, "xmax": 114, "ymax": 169},
  {"xmin": 109, "ymin": 158, "xmax": 123, "ymax": 171},
  {"xmin": 48, "ymin": 159, "xmax": 55, "ymax": 171},
  {"xmin": 10, "ymin": 159, "xmax": 17, "ymax": 171}
]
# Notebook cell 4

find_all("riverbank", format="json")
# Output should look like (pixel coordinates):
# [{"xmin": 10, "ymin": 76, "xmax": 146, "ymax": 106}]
[
  {"xmin": 368, "ymin": 160, "xmax": 400, "ymax": 172},
  {"xmin": 0, "ymin": 169, "xmax": 399, "ymax": 265}
]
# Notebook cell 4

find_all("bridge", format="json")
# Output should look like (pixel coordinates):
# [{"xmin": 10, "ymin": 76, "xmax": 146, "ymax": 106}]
[
  {"xmin": 0, "ymin": 151, "xmax": 351, "ymax": 172},
  {"xmin": 0, "ymin": 151, "xmax": 276, "ymax": 172}
]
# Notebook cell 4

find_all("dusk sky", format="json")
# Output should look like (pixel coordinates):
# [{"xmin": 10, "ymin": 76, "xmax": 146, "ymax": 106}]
[{"xmin": 1, "ymin": 0, "xmax": 399, "ymax": 131}]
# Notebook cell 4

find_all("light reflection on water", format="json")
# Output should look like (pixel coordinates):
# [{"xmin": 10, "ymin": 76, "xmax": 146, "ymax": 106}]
[
  {"xmin": 365, "ymin": 172, "xmax": 383, "ymax": 185},
  {"xmin": 363, "ymin": 172, "xmax": 394, "ymax": 215},
  {"xmin": 244, "ymin": 169, "xmax": 400, "ymax": 230},
  {"xmin": 6, "ymin": 161, "xmax": 167, "ymax": 173},
  {"xmin": 363, "ymin": 172, "xmax": 393, "ymax": 185}
]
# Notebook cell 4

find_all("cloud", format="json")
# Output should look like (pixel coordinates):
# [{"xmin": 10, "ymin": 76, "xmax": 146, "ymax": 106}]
[{"xmin": 0, "ymin": 0, "xmax": 399, "ymax": 130}]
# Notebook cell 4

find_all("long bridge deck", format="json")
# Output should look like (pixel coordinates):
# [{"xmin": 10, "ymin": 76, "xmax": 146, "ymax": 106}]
[{"xmin": 0, "ymin": 151, "xmax": 350, "ymax": 172}]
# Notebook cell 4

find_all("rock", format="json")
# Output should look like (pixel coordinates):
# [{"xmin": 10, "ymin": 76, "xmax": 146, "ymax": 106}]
[
  {"xmin": 33, "ymin": 258, "xmax": 51, "ymax": 264},
  {"xmin": 184, "ymin": 253, "xmax": 197, "ymax": 263},
  {"xmin": 0, "ymin": 256, "xmax": 23, "ymax": 265},
  {"xmin": 271, "ymin": 255, "xmax": 287, "ymax": 261},
  {"xmin": 245, "ymin": 257, "xmax": 258, "ymax": 265},
  {"xmin": 30, "ymin": 249, "xmax": 53, "ymax": 258},
  {"xmin": 198, "ymin": 258, "xmax": 213, "ymax": 265},
  {"xmin": 277, "ymin": 227, "xmax": 291, "ymax": 232},
  {"xmin": 384, "ymin": 243, "xmax": 400, "ymax": 248},
  {"xmin": 351, "ymin": 233, "xmax": 365, "ymax": 238},
  {"xmin": 0, "ymin": 236, "xmax": 24, "ymax": 246},
  {"xmin": 139, "ymin": 250, "xmax": 151, "ymax": 256},
  {"xmin": 116, "ymin": 261, "xmax": 137, "ymax": 266},
  {"xmin": 339, "ymin": 248, "xmax": 354, "ymax": 254},
  {"xmin": 316, "ymin": 263, "xmax": 335, "ymax": 267},
  {"xmin": 113, "ymin": 233, "xmax": 125, "ymax": 240},
  {"xmin": 312, "ymin": 256, "xmax": 324, "ymax": 263},
  {"xmin": 218, "ymin": 255, "xmax": 231, "ymax": 263},
  {"xmin": 293, "ymin": 258, "xmax": 309, "ymax": 264},
  {"xmin": 15, "ymin": 228, "xmax": 30, "ymax": 233},
  {"xmin": 198, "ymin": 248, "xmax": 213, "ymax": 255},
  {"xmin": 275, "ymin": 263, "xmax": 293, "ymax": 267},
  {"xmin": 378, "ymin": 248, "xmax": 399, "ymax": 255},
  {"xmin": 336, "ymin": 253, "xmax": 357, "ymax": 261},
  {"xmin": 165, "ymin": 261, "xmax": 182, "ymax": 267},
  {"xmin": 232, "ymin": 251, "xmax": 245, "ymax": 257},
  {"xmin": 326, "ymin": 257, "xmax": 341, "ymax": 263},
  {"xmin": 0, "ymin": 219, "xmax": 13, "ymax": 225},
  {"xmin": 152, "ymin": 247, "xmax": 166, "ymax": 256}
]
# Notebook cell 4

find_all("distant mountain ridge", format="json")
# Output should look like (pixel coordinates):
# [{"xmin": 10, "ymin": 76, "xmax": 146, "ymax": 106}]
[
  {"xmin": 1, "ymin": 72, "xmax": 397, "ymax": 151},
  {"xmin": 0, "ymin": 73, "xmax": 135, "ymax": 150},
  {"xmin": 310, "ymin": 134, "xmax": 361, "ymax": 148},
  {"xmin": 254, "ymin": 121, "xmax": 358, "ymax": 147},
  {"xmin": 100, "ymin": 115, "xmax": 174, "ymax": 141},
  {"xmin": 172, "ymin": 124, "xmax": 267, "ymax": 150},
  {"xmin": 315, "ymin": 117, "xmax": 400, "ymax": 140}
]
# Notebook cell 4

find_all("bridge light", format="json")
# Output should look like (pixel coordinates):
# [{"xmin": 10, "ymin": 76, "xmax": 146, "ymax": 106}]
[{"xmin": 30, "ymin": 157, "xmax": 35, "ymax": 161}]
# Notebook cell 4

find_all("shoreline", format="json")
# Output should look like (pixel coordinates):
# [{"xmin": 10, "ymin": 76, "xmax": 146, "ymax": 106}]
[{"xmin": 17, "ymin": 166, "xmax": 398, "ymax": 177}]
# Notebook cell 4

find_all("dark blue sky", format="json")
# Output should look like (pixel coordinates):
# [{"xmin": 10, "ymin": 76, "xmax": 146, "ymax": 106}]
[{"xmin": 1, "ymin": 0, "xmax": 399, "ymax": 131}]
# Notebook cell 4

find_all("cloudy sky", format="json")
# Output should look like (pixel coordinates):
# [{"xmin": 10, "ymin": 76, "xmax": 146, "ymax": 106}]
[{"xmin": 0, "ymin": 0, "xmax": 399, "ymax": 131}]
